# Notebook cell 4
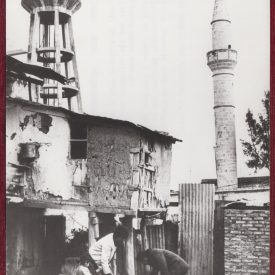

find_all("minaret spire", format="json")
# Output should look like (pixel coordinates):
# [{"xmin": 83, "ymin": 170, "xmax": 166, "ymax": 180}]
[
  {"xmin": 207, "ymin": 0, "xmax": 238, "ymax": 190},
  {"xmin": 212, "ymin": 0, "xmax": 230, "ymax": 23},
  {"xmin": 211, "ymin": 0, "xmax": 232, "ymax": 51}
]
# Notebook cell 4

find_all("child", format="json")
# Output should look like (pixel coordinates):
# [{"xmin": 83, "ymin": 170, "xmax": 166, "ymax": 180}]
[{"xmin": 75, "ymin": 253, "xmax": 92, "ymax": 275}]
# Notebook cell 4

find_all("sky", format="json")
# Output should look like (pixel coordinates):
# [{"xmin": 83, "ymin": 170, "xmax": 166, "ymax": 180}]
[{"xmin": 6, "ymin": 0, "xmax": 270, "ymax": 189}]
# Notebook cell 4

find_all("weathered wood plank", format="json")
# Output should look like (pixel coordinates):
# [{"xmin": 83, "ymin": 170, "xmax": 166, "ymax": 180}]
[
  {"xmin": 68, "ymin": 17, "xmax": 83, "ymax": 113},
  {"xmin": 88, "ymin": 212, "xmax": 98, "ymax": 247},
  {"xmin": 54, "ymin": 9, "xmax": 62, "ymax": 106},
  {"xmin": 124, "ymin": 218, "xmax": 135, "ymax": 275}
]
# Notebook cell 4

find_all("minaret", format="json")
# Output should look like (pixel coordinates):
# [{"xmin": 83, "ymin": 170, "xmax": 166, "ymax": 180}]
[
  {"xmin": 207, "ymin": 0, "xmax": 238, "ymax": 190},
  {"xmin": 21, "ymin": 0, "xmax": 83, "ymax": 112}
]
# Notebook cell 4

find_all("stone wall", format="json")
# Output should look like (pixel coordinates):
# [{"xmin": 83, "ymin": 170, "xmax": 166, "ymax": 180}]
[{"xmin": 224, "ymin": 208, "xmax": 269, "ymax": 274}]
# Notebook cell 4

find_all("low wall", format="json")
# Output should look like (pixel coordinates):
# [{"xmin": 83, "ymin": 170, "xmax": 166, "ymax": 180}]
[{"xmin": 224, "ymin": 208, "xmax": 269, "ymax": 275}]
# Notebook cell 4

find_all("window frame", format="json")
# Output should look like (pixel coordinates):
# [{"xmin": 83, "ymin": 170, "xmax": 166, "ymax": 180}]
[{"xmin": 69, "ymin": 120, "xmax": 87, "ymax": 160}]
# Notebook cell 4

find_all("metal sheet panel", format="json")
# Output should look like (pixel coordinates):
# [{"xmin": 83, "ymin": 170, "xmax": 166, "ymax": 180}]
[
  {"xmin": 134, "ymin": 222, "xmax": 166, "ymax": 275},
  {"xmin": 178, "ymin": 183, "xmax": 215, "ymax": 275}
]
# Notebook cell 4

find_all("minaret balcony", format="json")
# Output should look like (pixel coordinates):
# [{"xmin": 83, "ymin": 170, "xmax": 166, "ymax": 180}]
[{"xmin": 207, "ymin": 49, "xmax": 237, "ymax": 70}]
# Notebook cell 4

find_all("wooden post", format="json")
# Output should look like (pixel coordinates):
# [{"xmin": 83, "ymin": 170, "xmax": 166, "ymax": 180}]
[
  {"xmin": 27, "ymin": 13, "xmax": 34, "ymax": 62},
  {"xmin": 64, "ymin": 22, "xmax": 73, "ymax": 110},
  {"xmin": 64, "ymin": 23, "xmax": 73, "ymax": 79},
  {"xmin": 54, "ymin": 9, "xmax": 62, "ymax": 106},
  {"xmin": 28, "ymin": 11, "xmax": 40, "ymax": 63},
  {"xmin": 28, "ymin": 81, "xmax": 32, "ymax": 101},
  {"xmin": 68, "ymin": 17, "xmax": 83, "ymax": 113},
  {"xmin": 124, "ymin": 217, "xmax": 135, "ymax": 275},
  {"xmin": 64, "ymin": 22, "xmax": 71, "ymax": 51},
  {"xmin": 28, "ymin": 11, "xmax": 40, "ymax": 102},
  {"xmin": 35, "ymin": 85, "xmax": 39, "ymax": 102},
  {"xmin": 141, "ymin": 222, "xmax": 151, "ymax": 274},
  {"xmin": 88, "ymin": 212, "xmax": 99, "ymax": 248}
]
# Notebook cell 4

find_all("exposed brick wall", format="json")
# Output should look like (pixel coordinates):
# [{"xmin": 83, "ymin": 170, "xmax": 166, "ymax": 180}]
[{"xmin": 224, "ymin": 209, "xmax": 269, "ymax": 275}]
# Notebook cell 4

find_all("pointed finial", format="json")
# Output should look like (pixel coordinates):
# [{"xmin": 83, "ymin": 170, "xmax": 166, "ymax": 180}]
[{"xmin": 212, "ymin": 0, "xmax": 231, "ymax": 24}]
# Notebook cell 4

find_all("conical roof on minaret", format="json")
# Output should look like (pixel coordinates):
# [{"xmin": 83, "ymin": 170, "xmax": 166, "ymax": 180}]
[{"xmin": 211, "ymin": 0, "xmax": 231, "ymax": 23}]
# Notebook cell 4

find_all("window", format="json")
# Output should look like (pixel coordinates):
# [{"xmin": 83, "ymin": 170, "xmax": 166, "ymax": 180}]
[
  {"xmin": 144, "ymin": 151, "xmax": 152, "ymax": 165},
  {"xmin": 70, "ymin": 120, "xmax": 87, "ymax": 159}
]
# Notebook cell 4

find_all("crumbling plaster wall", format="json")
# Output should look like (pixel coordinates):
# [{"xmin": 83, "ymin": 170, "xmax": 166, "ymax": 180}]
[
  {"xmin": 6, "ymin": 101, "xmax": 86, "ymax": 200},
  {"xmin": 87, "ymin": 123, "xmax": 172, "ymax": 209},
  {"xmin": 6, "ymin": 100, "xmax": 172, "ymax": 205}
]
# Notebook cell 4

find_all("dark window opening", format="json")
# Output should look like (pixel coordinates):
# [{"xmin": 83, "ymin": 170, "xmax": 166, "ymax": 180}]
[
  {"xmin": 145, "ymin": 152, "xmax": 151, "ymax": 165},
  {"xmin": 70, "ymin": 120, "xmax": 87, "ymax": 159},
  {"xmin": 148, "ymin": 138, "xmax": 155, "ymax": 152},
  {"xmin": 144, "ymin": 149, "xmax": 153, "ymax": 166}
]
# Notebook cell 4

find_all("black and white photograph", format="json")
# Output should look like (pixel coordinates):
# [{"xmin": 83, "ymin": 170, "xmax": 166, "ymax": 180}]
[{"xmin": 6, "ymin": 0, "xmax": 270, "ymax": 274}]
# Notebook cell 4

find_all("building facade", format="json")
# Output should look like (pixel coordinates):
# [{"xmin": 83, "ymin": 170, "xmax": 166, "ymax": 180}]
[
  {"xmin": 6, "ymin": 1, "xmax": 181, "ymax": 275},
  {"xmin": 6, "ymin": 88, "xmax": 179, "ymax": 275}
]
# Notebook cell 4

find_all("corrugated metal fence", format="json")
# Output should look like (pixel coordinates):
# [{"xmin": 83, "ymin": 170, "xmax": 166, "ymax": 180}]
[
  {"xmin": 134, "ymin": 223, "xmax": 166, "ymax": 275},
  {"xmin": 178, "ymin": 183, "xmax": 215, "ymax": 275}
]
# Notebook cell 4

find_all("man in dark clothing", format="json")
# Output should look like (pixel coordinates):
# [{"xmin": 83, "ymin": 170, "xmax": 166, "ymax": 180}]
[{"xmin": 137, "ymin": 248, "xmax": 189, "ymax": 275}]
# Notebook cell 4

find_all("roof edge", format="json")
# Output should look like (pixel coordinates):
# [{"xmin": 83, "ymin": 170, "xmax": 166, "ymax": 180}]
[{"xmin": 7, "ymin": 97, "xmax": 182, "ymax": 143}]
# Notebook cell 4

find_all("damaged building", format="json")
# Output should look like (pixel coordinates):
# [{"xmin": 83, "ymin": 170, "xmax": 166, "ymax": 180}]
[
  {"xmin": 6, "ymin": 95, "xmax": 180, "ymax": 275},
  {"xmin": 6, "ymin": 1, "xmax": 181, "ymax": 275}
]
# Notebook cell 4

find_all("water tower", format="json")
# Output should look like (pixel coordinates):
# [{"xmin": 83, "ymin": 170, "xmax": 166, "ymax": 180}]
[{"xmin": 22, "ymin": 0, "xmax": 83, "ymax": 112}]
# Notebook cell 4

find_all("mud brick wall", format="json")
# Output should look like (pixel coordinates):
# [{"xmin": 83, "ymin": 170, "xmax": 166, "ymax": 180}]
[
  {"xmin": 224, "ymin": 209, "xmax": 269, "ymax": 275},
  {"xmin": 87, "ymin": 124, "xmax": 139, "ymax": 209},
  {"xmin": 86, "ymin": 123, "xmax": 173, "ymax": 210}
]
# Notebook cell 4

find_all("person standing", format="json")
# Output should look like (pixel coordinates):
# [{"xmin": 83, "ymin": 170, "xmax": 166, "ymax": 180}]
[{"xmin": 88, "ymin": 225, "xmax": 129, "ymax": 275}]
